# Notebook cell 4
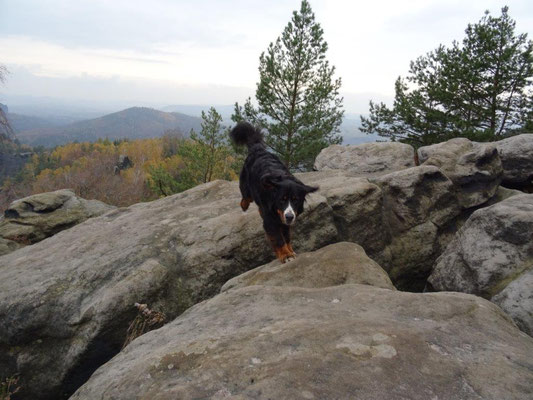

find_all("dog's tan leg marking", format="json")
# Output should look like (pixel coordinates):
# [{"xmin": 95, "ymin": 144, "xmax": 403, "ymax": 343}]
[{"xmin": 275, "ymin": 244, "xmax": 294, "ymax": 263}]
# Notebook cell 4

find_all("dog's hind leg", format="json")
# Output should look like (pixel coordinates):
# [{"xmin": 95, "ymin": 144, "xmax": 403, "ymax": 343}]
[{"xmin": 239, "ymin": 172, "xmax": 253, "ymax": 211}]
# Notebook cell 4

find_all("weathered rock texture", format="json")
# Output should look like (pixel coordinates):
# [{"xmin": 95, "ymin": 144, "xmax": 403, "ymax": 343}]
[
  {"xmin": 71, "ymin": 283, "xmax": 533, "ymax": 400},
  {"xmin": 221, "ymin": 242, "xmax": 395, "ymax": 292},
  {"xmin": 313, "ymin": 142, "xmax": 415, "ymax": 176},
  {"xmin": 370, "ymin": 166, "xmax": 461, "ymax": 289},
  {"xmin": 0, "ymin": 180, "xmax": 335, "ymax": 400},
  {"xmin": 0, "ymin": 189, "xmax": 114, "ymax": 253},
  {"xmin": 0, "ymin": 137, "xmax": 523, "ymax": 399},
  {"xmin": 418, "ymin": 138, "xmax": 502, "ymax": 208},
  {"xmin": 494, "ymin": 133, "xmax": 533, "ymax": 191},
  {"xmin": 427, "ymin": 194, "xmax": 533, "ymax": 336}
]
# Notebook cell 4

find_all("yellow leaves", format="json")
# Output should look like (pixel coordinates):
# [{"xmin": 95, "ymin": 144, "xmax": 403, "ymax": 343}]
[{"xmin": 3, "ymin": 134, "xmax": 241, "ymax": 211}]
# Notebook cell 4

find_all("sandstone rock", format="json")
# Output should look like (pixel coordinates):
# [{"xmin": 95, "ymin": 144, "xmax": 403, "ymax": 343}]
[
  {"xmin": 1, "ymin": 163, "xmax": 524, "ymax": 398},
  {"xmin": 495, "ymin": 133, "xmax": 533, "ymax": 190},
  {"xmin": 427, "ymin": 194, "xmax": 533, "ymax": 335},
  {"xmin": 0, "ymin": 180, "xmax": 336, "ymax": 400},
  {"xmin": 418, "ymin": 138, "xmax": 502, "ymax": 208},
  {"xmin": 221, "ymin": 242, "xmax": 395, "ymax": 292},
  {"xmin": 298, "ymin": 170, "xmax": 388, "ymax": 256},
  {"xmin": 373, "ymin": 166, "xmax": 460, "ymax": 234},
  {"xmin": 493, "ymin": 268, "xmax": 533, "ymax": 336},
  {"xmin": 0, "ymin": 189, "xmax": 114, "ymax": 248},
  {"xmin": 0, "ymin": 237, "xmax": 22, "ymax": 256},
  {"xmin": 71, "ymin": 284, "xmax": 533, "ymax": 400},
  {"xmin": 313, "ymin": 142, "xmax": 415, "ymax": 176}
]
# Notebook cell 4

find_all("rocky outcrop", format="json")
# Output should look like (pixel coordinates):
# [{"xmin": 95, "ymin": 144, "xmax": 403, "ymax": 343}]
[
  {"xmin": 0, "ymin": 189, "xmax": 114, "ymax": 252},
  {"xmin": 0, "ymin": 137, "xmax": 527, "ymax": 399},
  {"xmin": 313, "ymin": 142, "xmax": 415, "ymax": 176},
  {"xmin": 427, "ymin": 194, "xmax": 533, "ymax": 336},
  {"xmin": 418, "ymin": 138, "xmax": 502, "ymax": 208},
  {"xmin": 370, "ymin": 166, "xmax": 461, "ymax": 289},
  {"xmin": 495, "ymin": 133, "xmax": 533, "ymax": 191},
  {"xmin": 0, "ymin": 180, "xmax": 336, "ymax": 400},
  {"xmin": 221, "ymin": 242, "xmax": 395, "ymax": 292},
  {"xmin": 492, "ymin": 269, "xmax": 533, "ymax": 337},
  {"xmin": 71, "ymin": 257, "xmax": 533, "ymax": 399}
]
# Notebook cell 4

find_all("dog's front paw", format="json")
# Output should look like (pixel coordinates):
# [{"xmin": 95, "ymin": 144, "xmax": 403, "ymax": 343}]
[{"xmin": 285, "ymin": 255, "xmax": 296, "ymax": 263}]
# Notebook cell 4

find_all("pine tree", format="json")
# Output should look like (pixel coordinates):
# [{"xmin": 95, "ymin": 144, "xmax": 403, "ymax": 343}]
[
  {"xmin": 361, "ymin": 7, "xmax": 533, "ymax": 147},
  {"xmin": 190, "ymin": 107, "xmax": 228, "ymax": 183},
  {"xmin": 233, "ymin": 0, "xmax": 343, "ymax": 170}
]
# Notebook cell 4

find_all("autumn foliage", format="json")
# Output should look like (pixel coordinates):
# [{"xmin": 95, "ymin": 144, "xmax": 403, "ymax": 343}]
[{"xmin": 0, "ymin": 133, "xmax": 241, "ymax": 212}]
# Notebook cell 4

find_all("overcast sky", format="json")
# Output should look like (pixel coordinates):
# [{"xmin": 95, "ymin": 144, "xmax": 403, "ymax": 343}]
[{"xmin": 0, "ymin": 0, "xmax": 532, "ymax": 114}]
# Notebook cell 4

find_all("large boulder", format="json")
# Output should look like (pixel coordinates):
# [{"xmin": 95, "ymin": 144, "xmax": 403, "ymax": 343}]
[
  {"xmin": 221, "ymin": 242, "xmax": 395, "ymax": 292},
  {"xmin": 495, "ymin": 133, "xmax": 533, "ymax": 191},
  {"xmin": 427, "ymin": 194, "xmax": 533, "ymax": 336},
  {"xmin": 492, "ymin": 269, "xmax": 533, "ymax": 337},
  {"xmin": 0, "ymin": 189, "xmax": 114, "ymax": 249},
  {"xmin": 313, "ymin": 142, "xmax": 416, "ymax": 176},
  {"xmin": 297, "ymin": 170, "xmax": 388, "ymax": 256},
  {"xmin": 418, "ymin": 138, "xmax": 502, "ymax": 208},
  {"xmin": 0, "ymin": 180, "xmax": 336, "ymax": 400},
  {"xmin": 371, "ymin": 166, "xmax": 461, "ymax": 290},
  {"xmin": 71, "ymin": 283, "xmax": 533, "ymax": 400}
]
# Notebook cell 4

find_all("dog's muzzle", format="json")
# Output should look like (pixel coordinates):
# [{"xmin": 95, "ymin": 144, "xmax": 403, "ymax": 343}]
[{"xmin": 283, "ymin": 203, "xmax": 296, "ymax": 225}]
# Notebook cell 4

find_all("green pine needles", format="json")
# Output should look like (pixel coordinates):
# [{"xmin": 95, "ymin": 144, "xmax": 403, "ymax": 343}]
[
  {"xmin": 361, "ymin": 6, "xmax": 533, "ymax": 147},
  {"xmin": 233, "ymin": 0, "xmax": 343, "ymax": 171}
]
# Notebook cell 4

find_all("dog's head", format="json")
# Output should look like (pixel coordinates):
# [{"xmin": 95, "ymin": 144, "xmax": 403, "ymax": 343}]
[{"xmin": 261, "ymin": 174, "xmax": 318, "ymax": 226}]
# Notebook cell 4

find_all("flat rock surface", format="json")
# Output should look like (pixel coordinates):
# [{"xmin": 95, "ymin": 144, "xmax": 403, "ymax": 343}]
[
  {"xmin": 313, "ymin": 142, "xmax": 415, "ymax": 176},
  {"xmin": 221, "ymin": 242, "xmax": 395, "ymax": 292},
  {"xmin": 71, "ymin": 284, "xmax": 533, "ymax": 400}
]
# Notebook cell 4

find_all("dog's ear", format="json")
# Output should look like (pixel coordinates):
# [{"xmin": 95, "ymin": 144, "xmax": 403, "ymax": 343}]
[
  {"xmin": 260, "ymin": 173, "xmax": 281, "ymax": 190},
  {"xmin": 302, "ymin": 184, "xmax": 318, "ymax": 195}
]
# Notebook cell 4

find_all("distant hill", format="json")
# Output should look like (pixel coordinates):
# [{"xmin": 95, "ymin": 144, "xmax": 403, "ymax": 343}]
[
  {"xmin": 7, "ymin": 113, "xmax": 61, "ymax": 133},
  {"xmin": 16, "ymin": 107, "xmax": 202, "ymax": 147},
  {"xmin": 161, "ymin": 104, "xmax": 235, "ymax": 118}
]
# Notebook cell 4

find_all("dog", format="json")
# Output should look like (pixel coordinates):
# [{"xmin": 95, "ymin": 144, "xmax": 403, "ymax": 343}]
[{"xmin": 230, "ymin": 121, "xmax": 318, "ymax": 263}]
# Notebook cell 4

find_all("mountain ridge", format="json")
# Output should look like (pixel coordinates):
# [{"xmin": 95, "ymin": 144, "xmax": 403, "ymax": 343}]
[{"xmin": 15, "ymin": 107, "xmax": 202, "ymax": 147}]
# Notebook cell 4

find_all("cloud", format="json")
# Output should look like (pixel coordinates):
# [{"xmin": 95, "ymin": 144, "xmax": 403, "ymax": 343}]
[{"xmin": 1, "ymin": 0, "xmax": 532, "ymax": 114}]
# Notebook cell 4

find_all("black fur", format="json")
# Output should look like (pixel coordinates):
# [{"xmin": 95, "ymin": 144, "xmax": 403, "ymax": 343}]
[{"xmin": 230, "ymin": 121, "xmax": 318, "ymax": 263}]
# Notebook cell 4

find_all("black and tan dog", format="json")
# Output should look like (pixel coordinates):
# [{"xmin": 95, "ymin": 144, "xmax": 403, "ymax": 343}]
[{"xmin": 230, "ymin": 121, "xmax": 318, "ymax": 263}]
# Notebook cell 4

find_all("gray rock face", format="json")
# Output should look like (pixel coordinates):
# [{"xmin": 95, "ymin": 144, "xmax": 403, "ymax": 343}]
[
  {"xmin": 298, "ymin": 170, "xmax": 388, "ymax": 256},
  {"xmin": 0, "ymin": 189, "xmax": 114, "ymax": 250},
  {"xmin": 495, "ymin": 133, "xmax": 533, "ymax": 190},
  {"xmin": 493, "ymin": 269, "xmax": 533, "ymax": 336},
  {"xmin": 0, "ymin": 180, "xmax": 336, "ymax": 400},
  {"xmin": 221, "ymin": 242, "xmax": 395, "ymax": 292},
  {"xmin": 0, "ymin": 165, "xmax": 525, "ymax": 398},
  {"xmin": 71, "ymin": 283, "xmax": 533, "ymax": 400},
  {"xmin": 371, "ymin": 166, "xmax": 461, "ymax": 289},
  {"xmin": 0, "ymin": 237, "xmax": 22, "ymax": 256},
  {"xmin": 418, "ymin": 138, "xmax": 502, "ymax": 208},
  {"xmin": 313, "ymin": 142, "xmax": 415, "ymax": 176},
  {"xmin": 428, "ymin": 194, "xmax": 533, "ymax": 335}
]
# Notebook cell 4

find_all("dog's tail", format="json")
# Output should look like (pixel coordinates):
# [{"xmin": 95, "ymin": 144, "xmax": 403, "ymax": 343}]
[{"xmin": 230, "ymin": 121, "xmax": 264, "ymax": 149}]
